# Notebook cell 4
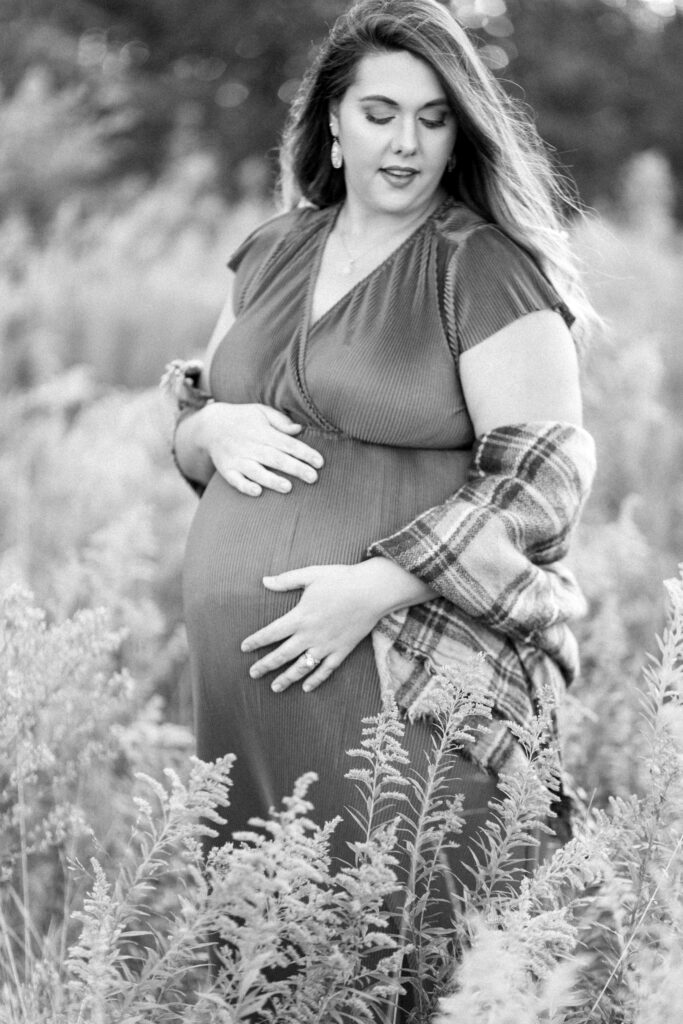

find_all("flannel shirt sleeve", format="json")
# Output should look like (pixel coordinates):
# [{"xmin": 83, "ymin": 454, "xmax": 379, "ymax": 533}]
[{"xmin": 367, "ymin": 421, "xmax": 596, "ymax": 645}]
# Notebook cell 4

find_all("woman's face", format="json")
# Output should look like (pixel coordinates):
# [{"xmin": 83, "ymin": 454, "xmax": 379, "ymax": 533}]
[{"xmin": 329, "ymin": 49, "xmax": 457, "ymax": 221}]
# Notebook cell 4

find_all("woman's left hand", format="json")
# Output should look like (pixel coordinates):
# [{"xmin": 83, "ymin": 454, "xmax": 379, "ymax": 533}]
[{"xmin": 240, "ymin": 563, "xmax": 393, "ymax": 693}]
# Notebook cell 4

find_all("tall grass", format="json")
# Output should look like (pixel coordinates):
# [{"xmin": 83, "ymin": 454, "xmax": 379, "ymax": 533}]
[
  {"xmin": 1, "ymin": 573, "xmax": 682, "ymax": 1021},
  {"xmin": 0, "ymin": 153, "xmax": 273, "ymax": 391}
]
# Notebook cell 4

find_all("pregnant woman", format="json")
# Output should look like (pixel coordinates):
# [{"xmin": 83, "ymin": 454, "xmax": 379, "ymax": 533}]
[{"xmin": 170, "ymin": 0, "xmax": 596, "ymax": 961}]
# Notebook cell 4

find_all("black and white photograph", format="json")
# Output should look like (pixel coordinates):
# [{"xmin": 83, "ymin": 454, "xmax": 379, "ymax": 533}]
[{"xmin": 1, "ymin": 1, "xmax": 682, "ymax": 1021}]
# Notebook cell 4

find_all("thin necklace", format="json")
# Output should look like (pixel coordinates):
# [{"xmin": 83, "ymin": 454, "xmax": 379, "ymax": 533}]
[
  {"xmin": 337, "ymin": 228, "xmax": 378, "ymax": 276},
  {"xmin": 335, "ymin": 200, "xmax": 443, "ymax": 276}
]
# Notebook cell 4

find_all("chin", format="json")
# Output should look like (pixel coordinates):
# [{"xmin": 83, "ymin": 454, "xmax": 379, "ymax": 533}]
[
  {"xmin": 379, "ymin": 192, "xmax": 434, "ymax": 216},
  {"xmin": 373, "ymin": 183, "xmax": 426, "ymax": 206}
]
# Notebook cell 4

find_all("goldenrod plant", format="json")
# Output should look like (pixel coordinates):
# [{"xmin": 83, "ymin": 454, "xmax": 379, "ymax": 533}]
[{"xmin": 1, "ymin": 572, "xmax": 682, "ymax": 1022}]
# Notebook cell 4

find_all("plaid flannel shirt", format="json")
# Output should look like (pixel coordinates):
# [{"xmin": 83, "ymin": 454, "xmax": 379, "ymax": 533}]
[{"xmin": 368, "ymin": 421, "xmax": 596, "ymax": 773}]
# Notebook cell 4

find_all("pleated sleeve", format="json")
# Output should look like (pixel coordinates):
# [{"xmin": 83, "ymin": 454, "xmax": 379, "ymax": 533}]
[
  {"xmin": 227, "ymin": 210, "xmax": 303, "ymax": 316},
  {"xmin": 445, "ymin": 225, "xmax": 575, "ymax": 356}
]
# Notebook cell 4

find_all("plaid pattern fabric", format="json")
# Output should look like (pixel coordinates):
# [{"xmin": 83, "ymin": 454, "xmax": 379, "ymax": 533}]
[{"xmin": 368, "ymin": 421, "xmax": 596, "ymax": 773}]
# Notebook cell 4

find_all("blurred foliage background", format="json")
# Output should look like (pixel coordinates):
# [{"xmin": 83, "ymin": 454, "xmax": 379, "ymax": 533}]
[
  {"xmin": 1, "ymin": 0, "xmax": 682, "ymax": 225},
  {"xmin": 0, "ymin": 0, "xmax": 682, "ymax": 781},
  {"xmin": 0, "ymin": 0, "xmax": 679, "ymax": 225}
]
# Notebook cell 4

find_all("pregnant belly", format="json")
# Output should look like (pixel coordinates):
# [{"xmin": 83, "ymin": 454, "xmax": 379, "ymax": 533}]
[
  {"xmin": 183, "ymin": 431, "xmax": 474, "ymax": 856},
  {"xmin": 183, "ymin": 429, "xmax": 471, "ymax": 627}
]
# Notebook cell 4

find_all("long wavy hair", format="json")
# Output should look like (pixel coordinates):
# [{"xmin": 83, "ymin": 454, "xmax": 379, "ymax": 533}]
[{"xmin": 279, "ymin": 0, "xmax": 598, "ymax": 345}]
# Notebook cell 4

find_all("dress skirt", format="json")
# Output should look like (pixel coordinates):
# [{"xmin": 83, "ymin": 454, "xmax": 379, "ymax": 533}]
[{"xmin": 183, "ymin": 429, "xmax": 497, "ymax": 877}]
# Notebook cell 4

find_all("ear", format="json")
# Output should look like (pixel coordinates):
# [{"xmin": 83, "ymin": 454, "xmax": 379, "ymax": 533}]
[{"xmin": 328, "ymin": 100, "xmax": 340, "ymax": 136}]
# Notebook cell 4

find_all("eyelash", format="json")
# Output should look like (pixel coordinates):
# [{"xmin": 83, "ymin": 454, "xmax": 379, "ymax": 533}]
[{"xmin": 365, "ymin": 114, "xmax": 447, "ymax": 129}]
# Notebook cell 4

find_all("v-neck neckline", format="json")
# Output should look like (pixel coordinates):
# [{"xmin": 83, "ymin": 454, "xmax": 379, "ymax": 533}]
[
  {"xmin": 291, "ymin": 196, "xmax": 454, "ymax": 433},
  {"xmin": 304, "ymin": 198, "xmax": 451, "ymax": 337}
]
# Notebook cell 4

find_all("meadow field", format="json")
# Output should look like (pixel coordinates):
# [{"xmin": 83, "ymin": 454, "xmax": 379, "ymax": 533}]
[{"xmin": 1, "ymin": 153, "xmax": 683, "ymax": 1021}]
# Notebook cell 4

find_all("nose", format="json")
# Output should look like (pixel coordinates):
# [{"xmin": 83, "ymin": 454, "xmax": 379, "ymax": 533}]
[{"xmin": 390, "ymin": 116, "xmax": 418, "ymax": 156}]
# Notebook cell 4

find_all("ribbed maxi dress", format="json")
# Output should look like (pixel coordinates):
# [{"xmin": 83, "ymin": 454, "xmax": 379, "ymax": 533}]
[{"xmin": 183, "ymin": 197, "xmax": 571, "ymax": 888}]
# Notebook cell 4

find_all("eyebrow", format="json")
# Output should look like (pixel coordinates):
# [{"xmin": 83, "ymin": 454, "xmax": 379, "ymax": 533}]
[{"xmin": 359, "ymin": 94, "xmax": 449, "ymax": 109}]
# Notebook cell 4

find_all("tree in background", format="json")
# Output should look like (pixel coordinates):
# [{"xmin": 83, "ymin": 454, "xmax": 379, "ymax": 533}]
[
  {"xmin": 505, "ymin": 0, "xmax": 683, "ymax": 215},
  {"xmin": 0, "ymin": 0, "xmax": 681, "ymax": 221}
]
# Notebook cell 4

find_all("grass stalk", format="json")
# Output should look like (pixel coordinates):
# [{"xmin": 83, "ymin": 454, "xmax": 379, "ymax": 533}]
[{"xmin": 589, "ymin": 826, "xmax": 683, "ymax": 1016}]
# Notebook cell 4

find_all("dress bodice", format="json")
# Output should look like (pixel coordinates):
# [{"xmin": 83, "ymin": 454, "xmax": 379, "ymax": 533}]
[
  {"xmin": 210, "ymin": 201, "xmax": 475, "ymax": 450},
  {"xmin": 209, "ymin": 198, "xmax": 573, "ymax": 452}
]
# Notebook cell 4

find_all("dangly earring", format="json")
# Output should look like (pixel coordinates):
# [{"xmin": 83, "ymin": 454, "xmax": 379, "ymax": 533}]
[
  {"xmin": 446, "ymin": 151, "xmax": 456, "ymax": 174},
  {"xmin": 329, "ymin": 122, "xmax": 343, "ymax": 169}
]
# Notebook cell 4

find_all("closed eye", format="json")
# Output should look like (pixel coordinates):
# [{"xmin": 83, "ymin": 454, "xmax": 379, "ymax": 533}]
[{"xmin": 365, "ymin": 111, "xmax": 449, "ymax": 129}]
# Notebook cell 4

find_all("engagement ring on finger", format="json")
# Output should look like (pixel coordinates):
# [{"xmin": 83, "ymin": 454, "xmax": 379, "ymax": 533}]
[{"xmin": 302, "ymin": 650, "xmax": 320, "ymax": 669}]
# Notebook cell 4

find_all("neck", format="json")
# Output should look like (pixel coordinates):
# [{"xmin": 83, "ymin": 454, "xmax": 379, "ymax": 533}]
[{"xmin": 339, "ymin": 190, "xmax": 447, "ymax": 241}]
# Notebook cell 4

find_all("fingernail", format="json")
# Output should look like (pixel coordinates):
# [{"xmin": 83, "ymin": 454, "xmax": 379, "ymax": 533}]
[
  {"xmin": 302, "ymin": 683, "xmax": 313, "ymax": 693},
  {"xmin": 304, "ymin": 470, "xmax": 317, "ymax": 483},
  {"xmin": 313, "ymin": 456, "xmax": 324, "ymax": 468},
  {"xmin": 278, "ymin": 481, "xmax": 291, "ymax": 492},
  {"xmin": 249, "ymin": 667, "xmax": 261, "ymax": 678},
  {"xmin": 271, "ymin": 681, "xmax": 284, "ymax": 692}
]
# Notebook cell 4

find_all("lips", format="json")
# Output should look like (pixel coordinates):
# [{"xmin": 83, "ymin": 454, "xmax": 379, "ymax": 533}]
[
  {"xmin": 379, "ymin": 167, "xmax": 419, "ymax": 188},
  {"xmin": 381, "ymin": 166, "xmax": 419, "ymax": 179}
]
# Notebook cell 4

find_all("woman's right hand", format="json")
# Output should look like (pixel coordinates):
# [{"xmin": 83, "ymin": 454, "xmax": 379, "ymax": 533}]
[{"xmin": 195, "ymin": 402, "xmax": 324, "ymax": 497}]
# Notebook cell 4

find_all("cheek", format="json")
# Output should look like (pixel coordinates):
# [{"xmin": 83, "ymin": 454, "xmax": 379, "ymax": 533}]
[
  {"xmin": 428, "ymin": 134, "xmax": 456, "ymax": 171},
  {"xmin": 344, "ymin": 128, "xmax": 382, "ymax": 172}
]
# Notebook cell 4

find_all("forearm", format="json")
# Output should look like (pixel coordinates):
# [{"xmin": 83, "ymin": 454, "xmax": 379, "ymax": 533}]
[
  {"xmin": 355, "ymin": 556, "xmax": 436, "ymax": 619},
  {"xmin": 366, "ymin": 422, "xmax": 596, "ymax": 641},
  {"xmin": 173, "ymin": 405, "xmax": 216, "ymax": 489}
]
